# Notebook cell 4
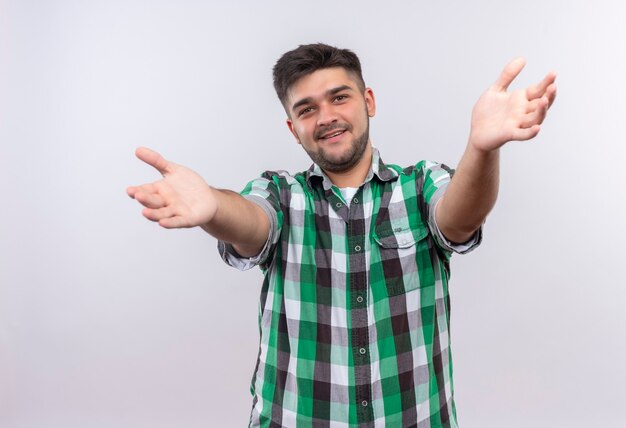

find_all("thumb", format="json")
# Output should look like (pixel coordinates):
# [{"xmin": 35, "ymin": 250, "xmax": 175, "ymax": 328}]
[
  {"xmin": 135, "ymin": 147, "xmax": 172, "ymax": 176},
  {"xmin": 494, "ymin": 57, "xmax": 526, "ymax": 91}
]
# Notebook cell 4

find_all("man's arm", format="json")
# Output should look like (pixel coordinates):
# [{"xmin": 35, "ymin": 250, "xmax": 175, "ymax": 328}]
[
  {"xmin": 436, "ymin": 58, "xmax": 557, "ymax": 243},
  {"xmin": 126, "ymin": 147, "xmax": 269, "ymax": 257}
]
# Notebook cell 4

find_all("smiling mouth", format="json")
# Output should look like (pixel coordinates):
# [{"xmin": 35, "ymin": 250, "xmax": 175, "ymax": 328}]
[{"xmin": 319, "ymin": 129, "xmax": 346, "ymax": 140}]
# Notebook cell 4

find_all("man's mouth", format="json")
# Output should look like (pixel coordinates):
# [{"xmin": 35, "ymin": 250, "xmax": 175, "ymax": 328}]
[{"xmin": 319, "ymin": 129, "xmax": 346, "ymax": 140}]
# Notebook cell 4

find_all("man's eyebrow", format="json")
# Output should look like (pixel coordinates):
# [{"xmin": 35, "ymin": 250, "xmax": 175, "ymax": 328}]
[
  {"xmin": 291, "ymin": 85, "xmax": 354, "ymax": 113},
  {"xmin": 327, "ymin": 85, "xmax": 353, "ymax": 96}
]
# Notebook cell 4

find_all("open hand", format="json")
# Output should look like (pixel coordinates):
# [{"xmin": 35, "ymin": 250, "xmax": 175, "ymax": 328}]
[
  {"xmin": 126, "ymin": 147, "xmax": 217, "ymax": 228},
  {"xmin": 469, "ymin": 58, "xmax": 557, "ymax": 152}
]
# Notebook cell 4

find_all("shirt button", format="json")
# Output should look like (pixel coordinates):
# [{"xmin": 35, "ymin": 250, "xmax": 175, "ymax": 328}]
[
  {"xmin": 359, "ymin": 347, "xmax": 366, "ymax": 355},
  {"xmin": 352, "ymin": 197, "xmax": 359, "ymax": 204},
  {"xmin": 354, "ymin": 245, "xmax": 361, "ymax": 252},
  {"xmin": 356, "ymin": 296, "xmax": 364, "ymax": 303},
  {"xmin": 361, "ymin": 400, "xmax": 368, "ymax": 407},
  {"xmin": 336, "ymin": 202, "xmax": 342, "ymax": 208}
]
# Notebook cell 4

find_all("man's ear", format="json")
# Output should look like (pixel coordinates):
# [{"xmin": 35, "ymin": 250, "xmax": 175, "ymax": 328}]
[
  {"xmin": 364, "ymin": 87, "xmax": 376, "ymax": 117},
  {"xmin": 286, "ymin": 119, "xmax": 301, "ymax": 144}
]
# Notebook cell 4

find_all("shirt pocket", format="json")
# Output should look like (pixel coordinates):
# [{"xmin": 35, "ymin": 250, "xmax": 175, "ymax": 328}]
[{"xmin": 373, "ymin": 222, "xmax": 430, "ymax": 296}]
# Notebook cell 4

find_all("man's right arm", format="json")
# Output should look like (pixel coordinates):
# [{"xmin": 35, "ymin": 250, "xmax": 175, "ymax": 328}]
[
  {"xmin": 126, "ymin": 147, "xmax": 269, "ymax": 257},
  {"xmin": 200, "ymin": 189, "xmax": 270, "ymax": 257}
]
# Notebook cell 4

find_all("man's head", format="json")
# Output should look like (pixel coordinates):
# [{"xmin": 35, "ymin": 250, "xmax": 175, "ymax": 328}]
[
  {"xmin": 273, "ymin": 43, "xmax": 366, "ymax": 110},
  {"xmin": 273, "ymin": 44, "xmax": 375, "ymax": 177}
]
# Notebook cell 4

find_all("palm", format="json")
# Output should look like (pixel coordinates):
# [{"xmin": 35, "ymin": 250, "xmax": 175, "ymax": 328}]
[{"xmin": 127, "ymin": 147, "xmax": 217, "ymax": 228}]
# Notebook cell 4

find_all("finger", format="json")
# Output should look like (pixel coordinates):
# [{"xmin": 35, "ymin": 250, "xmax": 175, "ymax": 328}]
[
  {"xmin": 126, "ymin": 182, "xmax": 158, "ymax": 199},
  {"xmin": 494, "ymin": 57, "xmax": 526, "ymax": 91},
  {"xmin": 142, "ymin": 206, "xmax": 175, "ymax": 222},
  {"xmin": 526, "ymin": 71, "xmax": 557, "ymax": 100},
  {"xmin": 511, "ymin": 124, "xmax": 541, "ymax": 141},
  {"xmin": 159, "ymin": 216, "xmax": 190, "ymax": 229},
  {"xmin": 520, "ymin": 96, "xmax": 549, "ymax": 128},
  {"xmin": 135, "ymin": 147, "xmax": 173, "ymax": 176},
  {"xmin": 545, "ymin": 82, "xmax": 557, "ymax": 109},
  {"xmin": 134, "ymin": 191, "xmax": 166, "ymax": 209},
  {"xmin": 126, "ymin": 185, "xmax": 138, "ymax": 198},
  {"xmin": 522, "ymin": 95, "xmax": 549, "ymax": 121},
  {"xmin": 519, "ymin": 109, "xmax": 546, "ymax": 129},
  {"xmin": 525, "ymin": 97, "xmax": 544, "ymax": 114}
]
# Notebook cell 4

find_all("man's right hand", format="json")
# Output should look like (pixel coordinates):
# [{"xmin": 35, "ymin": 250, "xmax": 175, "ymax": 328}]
[
  {"xmin": 126, "ymin": 147, "xmax": 218, "ymax": 229},
  {"xmin": 127, "ymin": 147, "xmax": 271, "ymax": 257}
]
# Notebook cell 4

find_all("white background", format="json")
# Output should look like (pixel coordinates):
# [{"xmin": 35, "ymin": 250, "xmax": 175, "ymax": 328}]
[{"xmin": 1, "ymin": 1, "xmax": 625, "ymax": 427}]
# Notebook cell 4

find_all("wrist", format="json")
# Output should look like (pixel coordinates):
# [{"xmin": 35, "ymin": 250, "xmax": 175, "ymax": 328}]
[
  {"xmin": 466, "ymin": 136, "xmax": 501, "ymax": 159},
  {"xmin": 199, "ymin": 186, "xmax": 220, "ymax": 233},
  {"xmin": 467, "ymin": 128, "xmax": 508, "ymax": 154}
]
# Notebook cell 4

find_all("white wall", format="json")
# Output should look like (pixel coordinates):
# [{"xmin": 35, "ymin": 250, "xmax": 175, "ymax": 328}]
[{"xmin": 1, "ymin": 1, "xmax": 625, "ymax": 427}]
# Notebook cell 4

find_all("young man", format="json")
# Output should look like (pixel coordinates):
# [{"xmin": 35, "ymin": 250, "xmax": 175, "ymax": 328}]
[{"xmin": 127, "ymin": 44, "xmax": 556, "ymax": 427}]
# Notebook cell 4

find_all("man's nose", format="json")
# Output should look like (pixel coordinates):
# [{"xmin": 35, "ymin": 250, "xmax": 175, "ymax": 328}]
[{"xmin": 316, "ymin": 103, "xmax": 338, "ymax": 127}]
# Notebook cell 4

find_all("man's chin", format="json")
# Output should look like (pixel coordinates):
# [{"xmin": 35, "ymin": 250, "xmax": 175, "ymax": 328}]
[
  {"xmin": 315, "ymin": 151, "xmax": 360, "ymax": 172},
  {"xmin": 302, "ymin": 127, "xmax": 369, "ymax": 172}
]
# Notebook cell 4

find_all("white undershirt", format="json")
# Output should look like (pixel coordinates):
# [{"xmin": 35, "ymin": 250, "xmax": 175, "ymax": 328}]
[{"xmin": 338, "ymin": 187, "xmax": 359, "ymax": 204}]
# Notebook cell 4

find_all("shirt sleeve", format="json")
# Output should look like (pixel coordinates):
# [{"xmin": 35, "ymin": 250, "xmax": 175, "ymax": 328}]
[
  {"xmin": 421, "ymin": 162, "xmax": 483, "ymax": 256},
  {"xmin": 217, "ymin": 173, "xmax": 282, "ymax": 271}
]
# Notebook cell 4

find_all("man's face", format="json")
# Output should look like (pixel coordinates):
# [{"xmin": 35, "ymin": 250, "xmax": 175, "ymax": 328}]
[{"xmin": 286, "ymin": 67, "xmax": 376, "ymax": 173}]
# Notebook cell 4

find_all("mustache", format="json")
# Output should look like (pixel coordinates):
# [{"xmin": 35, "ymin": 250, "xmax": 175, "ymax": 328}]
[{"xmin": 315, "ymin": 123, "xmax": 352, "ymax": 140}]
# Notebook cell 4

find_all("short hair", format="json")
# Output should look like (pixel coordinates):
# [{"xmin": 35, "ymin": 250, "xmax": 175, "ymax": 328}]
[{"xmin": 273, "ymin": 43, "xmax": 366, "ymax": 109}]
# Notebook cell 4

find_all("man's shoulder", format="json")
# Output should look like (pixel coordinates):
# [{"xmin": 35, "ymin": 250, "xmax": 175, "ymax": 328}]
[
  {"xmin": 379, "ymin": 158, "xmax": 449, "ymax": 178},
  {"xmin": 252, "ymin": 169, "xmax": 308, "ymax": 189}
]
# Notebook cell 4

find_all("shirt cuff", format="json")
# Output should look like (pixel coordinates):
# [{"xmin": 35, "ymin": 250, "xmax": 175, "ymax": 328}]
[
  {"xmin": 217, "ymin": 195, "xmax": 278, "ymax": 271},
  {"xmin": 429, "ymin": 185, "xmax": 483, "ymax": 255}
]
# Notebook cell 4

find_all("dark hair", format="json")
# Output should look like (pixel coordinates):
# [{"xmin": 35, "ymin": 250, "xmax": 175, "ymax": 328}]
[{"xmin": 273, "ymin": 43, "xmax": 365, "ymax": 109}]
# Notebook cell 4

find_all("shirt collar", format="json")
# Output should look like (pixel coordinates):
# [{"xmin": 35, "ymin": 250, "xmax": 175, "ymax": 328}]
[{"xmin": 305, "ymin": 147, "xmax": 399, "ymax": 190}]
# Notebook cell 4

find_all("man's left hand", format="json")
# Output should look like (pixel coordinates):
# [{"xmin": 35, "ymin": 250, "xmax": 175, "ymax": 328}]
[{"xmin": 469, "ymin": 58, "xmax": 557, "ymax": 152}]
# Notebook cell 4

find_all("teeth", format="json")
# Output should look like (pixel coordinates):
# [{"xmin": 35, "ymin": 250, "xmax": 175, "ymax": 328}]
[{"xmin": 326, "ymin": 131, "xmax": 343, "ymax": 138}]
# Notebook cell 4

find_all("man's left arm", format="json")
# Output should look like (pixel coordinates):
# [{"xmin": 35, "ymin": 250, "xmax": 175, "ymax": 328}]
[{"xmin": 436, "ymin": 58, "xmax": 557, "ymax": 244}]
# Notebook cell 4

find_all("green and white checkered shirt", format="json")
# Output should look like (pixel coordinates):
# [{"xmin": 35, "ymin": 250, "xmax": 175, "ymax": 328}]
[{"xmin": 219, "ymin": 148, "xmax": 481, "ymax": 427}]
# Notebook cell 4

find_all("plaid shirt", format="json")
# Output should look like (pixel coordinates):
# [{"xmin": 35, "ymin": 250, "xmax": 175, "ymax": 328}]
[{"xmin": 219, "ymin": 148, "xmax": 481, "ymax": 427}]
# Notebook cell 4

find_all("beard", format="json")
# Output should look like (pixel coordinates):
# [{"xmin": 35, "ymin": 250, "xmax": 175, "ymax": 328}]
[{"xmin": 299, "ymin": 116, "xmax": 370, "ymax": 173}]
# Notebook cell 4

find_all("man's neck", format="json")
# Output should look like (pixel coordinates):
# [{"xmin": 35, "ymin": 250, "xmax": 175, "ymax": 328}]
[{"xmin": 324, "ymin": 143, "xmax": 373, "ymax": 188}]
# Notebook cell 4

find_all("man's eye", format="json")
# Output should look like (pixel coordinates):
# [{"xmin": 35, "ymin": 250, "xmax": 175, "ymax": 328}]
[
  {"xmin": 334, "ymin": 95, "xmax": 348, "ymax": 102},
  {"xmin": 299, "ymin": 107, "xmax": 313, "ymax": 116}
]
